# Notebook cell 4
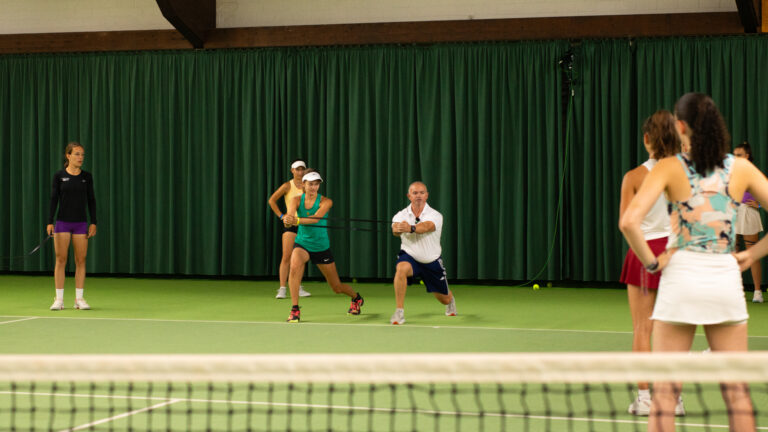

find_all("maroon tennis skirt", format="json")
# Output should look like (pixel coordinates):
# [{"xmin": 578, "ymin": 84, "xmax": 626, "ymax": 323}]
[{"xmin": 619, "ymin": 237, "xmax": 668, "ymax": 290}]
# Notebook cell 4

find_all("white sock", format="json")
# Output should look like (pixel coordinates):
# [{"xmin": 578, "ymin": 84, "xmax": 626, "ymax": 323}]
[
  {"xmin": 279, "ymin": 286, "xmax": 286, "ymax": 290},
  {"xmin": 638, "ymin": 389, "xmax": 651, "ymax": 400},
  {"xmin": 56, "ymin": 289, "xmax": 64, "ymax": 300},
  {"xmin": 76, "ymin": 288, "xmax": 84, "ymax": 299},
  {"xmin": 396, "ymin": 308, "xmax": 404, "ymax": 314}
]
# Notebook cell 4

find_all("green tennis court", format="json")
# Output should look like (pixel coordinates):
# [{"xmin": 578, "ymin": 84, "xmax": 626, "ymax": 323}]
[
  {"xmin": 5, "ymin": 275, "xmax": 768, "ymax": 354},
  {"xmin": 3, "ymin": 275, "xmax": 768, "ymax": 431}
]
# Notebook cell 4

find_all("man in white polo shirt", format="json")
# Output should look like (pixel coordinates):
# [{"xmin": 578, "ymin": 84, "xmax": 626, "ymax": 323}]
[{"xmin": 390, "ymin": 181, "xmax": 456, "ymax": 325}]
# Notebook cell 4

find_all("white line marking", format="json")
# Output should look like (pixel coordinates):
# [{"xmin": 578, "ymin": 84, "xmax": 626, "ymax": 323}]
[
  {"xmin": 0, "ymin": 315, "xmax": 639, "ymax": 335},
  {"xmin": 0, "ymin": 390, "xmax": 745, "ymax": 430},
  {"xmin": 2, "ymin": 315, "xmax": 768, "ymax": 339},
  {"xmin": 0, "ymin": 317, "xmax": 38, "ymax": 325},
  {"xmin": 60, "ymin": 399, "xmax": 180, "ymax": 432}
]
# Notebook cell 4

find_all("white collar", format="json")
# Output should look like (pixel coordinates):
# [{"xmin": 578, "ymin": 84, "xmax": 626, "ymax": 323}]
[{"xmin": 407, "ymin": 202, "xmax": 432, "ymax": 218}]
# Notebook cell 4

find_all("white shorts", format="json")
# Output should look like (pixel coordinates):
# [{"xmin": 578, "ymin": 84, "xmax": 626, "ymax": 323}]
[
  {"xmin": 735, "ymin": 205, "xmax": 763, "ymax": 235},
  {"xmin": 652, "ymin": 250, "xmax": 748, "ymax": 325}
]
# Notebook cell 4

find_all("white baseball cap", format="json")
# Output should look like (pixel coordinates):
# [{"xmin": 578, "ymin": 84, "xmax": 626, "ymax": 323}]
[
  {"xmin": 291, "ymin": 160, "xmax": 307, "ymax": 169},
  {"xmin": 302, "ymin": 172, "xmax": 323, "ymax": 182}
]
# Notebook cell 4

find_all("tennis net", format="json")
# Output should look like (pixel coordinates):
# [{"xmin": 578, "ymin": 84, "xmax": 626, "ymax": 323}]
[{"xmin": 1, "ymin": 352, "xmax": 767, "ymax": 431}]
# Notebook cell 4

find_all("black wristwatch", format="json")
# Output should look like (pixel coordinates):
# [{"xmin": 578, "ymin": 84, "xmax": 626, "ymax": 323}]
[
  {"xmin": 410, "ymin": 225, "xmax": 416, "ymax": 233},
  {"xmin": 645, "ymin": 259, "xmax": 659, "ymax": 273}
]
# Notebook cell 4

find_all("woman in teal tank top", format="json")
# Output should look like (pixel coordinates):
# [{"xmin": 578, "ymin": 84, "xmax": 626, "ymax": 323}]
[
  {"xmin": 620, "ymin": 93, "xmax": 768, "ymax": 432},
  {"xmin": 282, "ymin": 169, "xmax": 364, "ymax": 323}
]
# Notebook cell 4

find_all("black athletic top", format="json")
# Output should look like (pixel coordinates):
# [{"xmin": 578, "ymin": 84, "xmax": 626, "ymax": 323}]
[{"xmin": 48, "ymin": 169, "xmax": 97, "ymax": 224}]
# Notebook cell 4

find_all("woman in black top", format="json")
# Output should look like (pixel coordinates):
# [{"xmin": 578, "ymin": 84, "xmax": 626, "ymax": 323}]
[{"xmin": 46, "ymin": 142, "xmax": 97, "ymax": 310}]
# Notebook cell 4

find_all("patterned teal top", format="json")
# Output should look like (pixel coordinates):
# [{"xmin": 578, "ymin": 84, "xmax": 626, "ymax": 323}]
[
  {"xmin": 667, "ymin": 153, "xmax": 738, "ymax": 253},
  {"xmin": 295, "ymin": 194, "xmax": 329, "ymax": 252}
]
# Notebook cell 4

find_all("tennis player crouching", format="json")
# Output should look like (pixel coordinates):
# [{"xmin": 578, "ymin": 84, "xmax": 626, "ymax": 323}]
[
  {"xmin": 390, "ymin": 181, "xmax": 456, "ymax": 325},
  {"xmin": 282, "ymin": 170, "xmax": 364, "ymax": 323}
]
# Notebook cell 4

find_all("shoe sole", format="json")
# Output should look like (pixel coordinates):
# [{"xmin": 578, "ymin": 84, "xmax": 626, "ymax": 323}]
[
  {"xmin": 299, "ymin": 293, "xmax": 311, "ymax": 297},
  {"xmin": 50, "ymin": 307, "xmax": 63, "ymax": 311},
  {"xmin": 446, "ymin": 313, "xmax": 456, "ymax": 316}
]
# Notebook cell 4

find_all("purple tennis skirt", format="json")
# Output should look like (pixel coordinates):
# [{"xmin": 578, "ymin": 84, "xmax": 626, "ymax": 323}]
[{"xmin": 54, "ymin": 221, "xmax": 88, "ymax": 235}]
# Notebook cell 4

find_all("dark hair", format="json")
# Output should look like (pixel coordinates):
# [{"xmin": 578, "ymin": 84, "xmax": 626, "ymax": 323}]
[
  {"xmin": 674, "ymin": 93, "xmax": 730, "ymax": 175},
  {"xmin": 734, "ymin": 141, "xmax": 754, "ymax": 162},
  {"xmin": 63, "ymin": 142, "xmax": 83, "ymax": 168},
  {"xmin": 642, "ymin": 109, "xmax": 680, "ymax": 159}
]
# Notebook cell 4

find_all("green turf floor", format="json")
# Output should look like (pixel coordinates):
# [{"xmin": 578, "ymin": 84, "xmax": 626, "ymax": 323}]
[
  {"xmin": 3, "ymin": 275, "xmax": 768, "ymax": 354},
  {"xmin": 3, "ymin": 275, "xmax": 768, "ymax": 431}
]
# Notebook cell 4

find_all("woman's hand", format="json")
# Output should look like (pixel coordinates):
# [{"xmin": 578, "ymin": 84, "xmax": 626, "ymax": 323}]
[
  {"xmin": 46, "ymin": 224, "xmax": 54, "ymax": 236},
  {"xmin": 649, "ymin": 250, "xmax": 674, "ymax": 274},
  {"xmin": 88, "ymin": 224, "xmax": 97, "ymax": 238},
  {"xmin": 746, "ymin": 199, "xmax": 760, "ymax": 209},
  {"xmin": 735, "ymin": 249, "xmax": 756, "ymax": 272}
]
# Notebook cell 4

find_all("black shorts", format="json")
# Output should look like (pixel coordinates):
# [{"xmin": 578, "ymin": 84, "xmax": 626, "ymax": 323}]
[
  {"xmin": 396, "ymin": 250, "xmax": 449, "ymax": 295},
  {"xmin": 295, "ymin": 243, "xmax": 335, "ymax": 265},
  {"xmin": 283, "ymin": 225, "xmax": 298, "ymax": 234}
]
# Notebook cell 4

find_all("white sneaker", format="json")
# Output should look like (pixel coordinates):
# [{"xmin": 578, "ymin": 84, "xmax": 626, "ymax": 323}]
[
  {"xmin": 445, "ymin": 296, "xmax": 457, "ymax": 316},
  {"xmin": 753, "ymin": 291, "xmax": 763, "ymax": 303},
  {"xmin": 628, "ymin": 396, "xmax": 651, "ymax": 416},
  {"xmin": 50, "ymin": 298, "xmax": 64, "ymax": 311},
  {"xmin": 275, "ymin": 287, "xmax": 287, "ymax": 299},
  {"xmin": 390, "ymin": 309, "xmax": 405, "ymax": 325},
  {"xmin": 299, "ymin": 286, "xmax": 311, "ymax": 297},
  {"xmin": 74, "ymin": 298, "xmax": 90, "ymax": 310},
  {"xmin": 675, "ymin": 396, "xmax": 686, "ymax": 416}
]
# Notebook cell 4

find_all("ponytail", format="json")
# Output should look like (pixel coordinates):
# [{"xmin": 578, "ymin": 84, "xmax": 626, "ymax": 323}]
[{"xmin": 674, "ymin": 93, "xmax": 730, "ymax": 175}]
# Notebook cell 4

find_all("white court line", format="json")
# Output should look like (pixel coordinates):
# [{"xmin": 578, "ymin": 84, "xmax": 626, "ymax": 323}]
[
  {"xmin": 0, "ymin": 315, "xmax": 638, "ymax": 335},
  {"xmin": 0, "ymin": 390, "xmax": 748, "ymax": 430},
  {"xmin": 0, "ymin": 317, "xmax": 38, "ymax": 325},
  {"xmin": 4, "ymin": 315, "xmax": 768, "ymax": 339},
  {"xmin": 60, "ymin": 399, "xmax": 180, "ymax": 432}
]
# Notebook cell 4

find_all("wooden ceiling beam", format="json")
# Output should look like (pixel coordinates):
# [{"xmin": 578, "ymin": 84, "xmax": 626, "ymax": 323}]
[
  {"xmin": 0, "ymin": 12, "xmax": 744, "ymax": 54},
  {"xmin": 735, "ymin": 0, "xmax": 762, "ymax": 32},
  {"xmin": 156, "ymin": 0, "xmax": 215, "ymax": 48}
]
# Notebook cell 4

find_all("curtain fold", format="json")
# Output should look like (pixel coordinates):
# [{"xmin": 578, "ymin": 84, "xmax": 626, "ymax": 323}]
[
  {"xmin": 4, "ymin": 36, "xmax": 767, "ymax": 281},
  {"xmin": 0, "ymin": 42, "xmax": 568, "ymax": 280}
]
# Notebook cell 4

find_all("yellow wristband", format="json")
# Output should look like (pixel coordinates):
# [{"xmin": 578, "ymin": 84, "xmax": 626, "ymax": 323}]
[{"xmin": 296, "ymin": 217, "xmax": 301, "ymax": 226}]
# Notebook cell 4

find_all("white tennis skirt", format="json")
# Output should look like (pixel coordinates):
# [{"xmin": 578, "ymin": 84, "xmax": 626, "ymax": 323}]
[
  {"xmin": 652, "ymin": 250, "xmax": 748, "ymax": 325},
  {"xmin": 735, "ymin": 205, "xmax": 763, "ymax": 235}
]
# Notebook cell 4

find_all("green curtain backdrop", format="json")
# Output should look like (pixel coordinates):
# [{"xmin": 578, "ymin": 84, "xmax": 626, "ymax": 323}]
[
  {"xmin": 568, "ymin": 35, "xmax": 768, "ymax": 281},
  {"xmin": 0, "ymin": 42, "xmax": 568, "ymax": 280},
  {"xmin": 3, "ymin": 36, "xmax": 768, "ymax": 282}
]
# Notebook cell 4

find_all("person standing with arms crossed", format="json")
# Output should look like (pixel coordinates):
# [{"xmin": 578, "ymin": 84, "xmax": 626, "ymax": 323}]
[
  {"xmin": 47, "ymin": 142, "xmax": 97, "ymax": 311},
  {"xmin": 390, "ymin": 181, "xmax": 456, "ymax": 325},
  {"xmin": 268, "ymin": 159, "xmax": 311, "ymax": 299}
]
